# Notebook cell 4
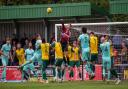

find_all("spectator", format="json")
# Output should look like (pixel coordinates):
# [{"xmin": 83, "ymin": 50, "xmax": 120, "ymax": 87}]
[
  {"xmin": 31, "ymin": 34, "xmax": 36, "ymax": 50},
  {"xmin": 112, "ymin": 30, "xmax": 123, "ymax": 49},
  {"xmin": 50, "ymin": 33, "xmax": 55, "ymax": 44},
  {"xmin": 12, "ymin": 34, "xmax": 19, "ymax": 45},
  {"xmin": 20, "ymin": 33, "xmax": 28, "ymax": 47},
  {"xmin": 16, "ymin": 43, "xmax": 25, "ymax": 66},
  {"xmin": 121, "ymin": 42, "xmax": 127, "ymax": 64},
  {"xmin": 11, "ymin": 46, "xmax": 19, "ymax": 66},
  {"xmin": 24, "ymin": 39, "xmax": 29, "ymax": 50},
  {"xmin": 12, "ymin": 40, "xmax": 17, "ymax": 47}
]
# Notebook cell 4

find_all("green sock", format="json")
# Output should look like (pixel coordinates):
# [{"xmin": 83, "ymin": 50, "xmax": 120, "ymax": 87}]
[
  {"xmin": 72, "ymin": 70, "xmax": 74, "ymax": 77},
  {"xmin": 42, "ymin": 72, "xmax": 47, "ymax": 80},
  {"xmin": 53, "ymin": 67, "xmax": 56, "ymax": 77},
  {"xmin": 90, "ymin": 63, "xmax": 93, "ymax": 70},
  {"xmin": 33, "ymin": 70, "xmax": 38, "ymax": 78},
  {"xmin": 70, "ymin": 70, "xmax": 74, "ymax": 78},
  {"xmin": 62, "ymin": 69, "xmax": 65, "ymax": 78},
  {"xmin": 58, "ymin": 69, "xmax": 61, "ymax": 79},
  {"xmin": 111, "ymin": 69, "xmax": 118, "ymax": 78}
]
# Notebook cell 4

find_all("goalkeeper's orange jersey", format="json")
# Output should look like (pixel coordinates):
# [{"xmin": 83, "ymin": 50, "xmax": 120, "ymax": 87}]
[{"xmin": 90, "ymin": 35, "xmax": 98, "ymax": 54}]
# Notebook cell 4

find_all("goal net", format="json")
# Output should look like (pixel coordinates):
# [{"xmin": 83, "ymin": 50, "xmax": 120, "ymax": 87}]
[{"xmin": 55, "ymin": 22, "xmax": 128, "ymax": 46}]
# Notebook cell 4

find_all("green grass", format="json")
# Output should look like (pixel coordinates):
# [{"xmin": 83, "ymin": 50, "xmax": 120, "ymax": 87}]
[{"xmin": 0, "ymin": 81, "xmax": 128, "ymax": 89}]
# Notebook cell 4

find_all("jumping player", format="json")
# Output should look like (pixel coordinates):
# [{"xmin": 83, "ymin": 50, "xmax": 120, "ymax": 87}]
[
  {"xmin": 90, "ymin": 32, "xmax": 98, "ymax": 77},
  {"xmin": 78, "ymin": 27, "xmax": 94, "ymax": 80},
  {"xmin": 40, "ymin": 39, "xmax": 50, "ymax": 83},
  {"xmin": 61, "ymin": 22, "xmax": 71, "ymax": 52},
  {"xmin": 51, "ymin": 39, "xmax": 64, "ymax": 82}
]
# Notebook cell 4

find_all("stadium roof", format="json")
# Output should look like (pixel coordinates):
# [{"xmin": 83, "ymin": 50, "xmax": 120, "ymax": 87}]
[
  {"xmin": 0, "ymin": 0, "xmax": 128, "ymax": 20},
  {"xmin": 109, "ymin": 0, "xmax": 128, "ymax": 14},
  {"xmin": 0, "ymin": 2, "xmax": 91, "ymax": 20}
]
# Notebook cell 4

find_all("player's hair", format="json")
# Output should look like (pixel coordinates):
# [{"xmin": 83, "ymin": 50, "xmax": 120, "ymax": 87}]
[
  {"xmin": 17, "ymin": 42, "xmax": 21, "ymax": 45},
  {"xmin": 100, "ymin": 36, "xmax": 105, "ymax": 43},
  {"xmin": 28, "ymin": 42, "xmax": 33, "ymax": 48},
  {"xmin": 16, "ymin": 42, "xmax": 21, "ymax": 48},
  {"xmin": 42, "ymin": 38, "xmax": 46, "ymax": 43},
  {"xmin": 6, "ymin": 37, "xmax": 11, "ymax": 41},
  {"xmin": 104, "ymin": 35, "xmax": 110, "ymax": 41},
  {"xmin": 90, "ymin": 32, "xmax": 94, "ymax": 35},
  {"xmin": 82, "ymin": 27, "xmax": 87, "ymax": 33},
  {"xmin": 36, "ymin": 34, "xmax": 41, "ymax": 40},
  {"xmin": 28, "ymin": 41, "xmax": 32, "ymax": 45}
]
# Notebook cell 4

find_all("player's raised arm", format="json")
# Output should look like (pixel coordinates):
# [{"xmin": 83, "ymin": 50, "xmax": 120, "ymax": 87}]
[{"xmin": 61, "ymin": 21, "xmax": 66, "ymax": 32}]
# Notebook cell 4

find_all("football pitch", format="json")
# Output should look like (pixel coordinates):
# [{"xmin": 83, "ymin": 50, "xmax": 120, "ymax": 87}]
[{"xmin": 0, "ymin": 81, "xmax": 128, "ymax": 89}]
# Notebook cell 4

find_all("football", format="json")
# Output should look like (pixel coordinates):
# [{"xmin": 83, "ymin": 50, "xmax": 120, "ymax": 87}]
[{"xmin": 47, "ymin": 7, "xmax": 52, "ymax": 14}]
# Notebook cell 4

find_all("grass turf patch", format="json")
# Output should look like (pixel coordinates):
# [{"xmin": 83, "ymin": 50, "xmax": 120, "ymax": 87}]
[{"xmin": 0, "ymin": 81, "xmax": 128, "ymax": 89}]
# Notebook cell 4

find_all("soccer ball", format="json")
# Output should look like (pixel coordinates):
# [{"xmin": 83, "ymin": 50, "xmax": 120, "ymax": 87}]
[{"xmin": 47, "ymin": 7, "xmax": 52, "ymax": 14}]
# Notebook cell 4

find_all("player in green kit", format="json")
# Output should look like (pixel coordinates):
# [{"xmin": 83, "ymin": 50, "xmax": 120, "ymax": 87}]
[
  {"xmin": 40, "ymin": 39, "xmax": 50, "ymax": 83},
  {"xmin": 0, "ymin": 37, "xmax": 12, "ymax": 82},
  {"xmin": 68, "ymin": 40, "xmax": 81, "ymax": 80},
  {"xmin": 51, "ymin": 40, "xmax": 64, "ymax": 82},
  {"xmin": 100, "ymin": 36, "xmax": 111, "ymax": 83}
]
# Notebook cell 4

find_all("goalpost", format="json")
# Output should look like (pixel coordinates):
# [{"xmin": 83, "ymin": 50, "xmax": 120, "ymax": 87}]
[{"xmin": 55, "ymin": 22, "xmax": 128, "ymax": 41}]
